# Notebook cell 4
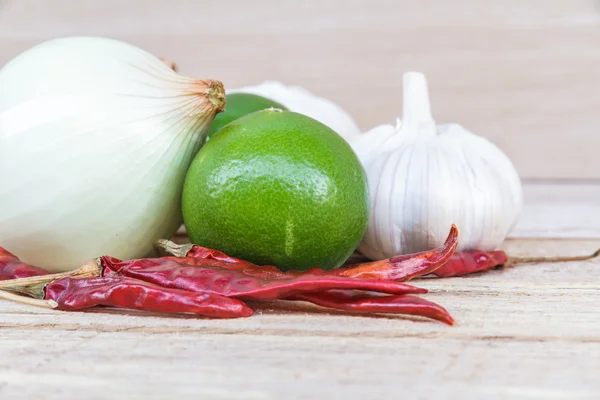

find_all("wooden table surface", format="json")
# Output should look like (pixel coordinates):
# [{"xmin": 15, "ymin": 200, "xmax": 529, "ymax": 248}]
[{"xmin": 1, "ymin": 182, "xmax": 599, "ymax": 399}]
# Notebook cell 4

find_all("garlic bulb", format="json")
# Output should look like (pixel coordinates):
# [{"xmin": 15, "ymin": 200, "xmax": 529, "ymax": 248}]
[
  {"xmin": 351, "ymin": 71, "xmax": 523, "ymax": 260},
  {"xmin": 0, "ymin": 36, "xmax": 225, "ymax": 271},
  {"xmin": 228, "ymin": 81, "xmax": 361, "ymax": 140}
]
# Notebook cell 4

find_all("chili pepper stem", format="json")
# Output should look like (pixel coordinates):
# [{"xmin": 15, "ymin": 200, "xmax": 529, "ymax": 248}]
[
  {"xmin": 154, "ymin": 239, "xmax": 194, "ymax": 258},
  {"xmin": 0, "ymin": 289, "xmax": 58, "ymax": 309},
  {"xmin": 506, "ymin": 248, "xmax": 600, "ymax": 268},
  {"xmin": 0, "ymin": 258, "xmax": 103, "ymax": 298}
]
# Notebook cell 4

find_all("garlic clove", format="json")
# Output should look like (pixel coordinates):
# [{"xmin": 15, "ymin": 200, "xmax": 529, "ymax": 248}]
[
  {"xmin": 228, "ymin": 81, "xmax": 361, "ymax": 141},
  {"xmin": 352, "ymin": 71, "xmax": 523, "ymax": 260},
  {"xmin": 350, "ymin": 123, "xmax": 399, "ymax": 163}
]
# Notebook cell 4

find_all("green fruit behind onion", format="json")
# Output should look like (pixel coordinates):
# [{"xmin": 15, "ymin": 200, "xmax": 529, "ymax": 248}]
[{"xmin": 207, "ymin": 93, "xmax": 287, "ymax": 139}]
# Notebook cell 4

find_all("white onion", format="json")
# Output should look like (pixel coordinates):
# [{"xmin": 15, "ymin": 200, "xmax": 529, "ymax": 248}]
[{"xmin": 0, "ymin": 36, "xmax": 225, "ymax": 271}]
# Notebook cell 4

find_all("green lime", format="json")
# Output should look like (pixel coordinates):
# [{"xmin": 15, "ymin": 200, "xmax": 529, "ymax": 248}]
[
  {"xmin": 182, "ymin": 109, "xmax": 369, "ymax": 271},
  {"xmin": 207, "ymin": 93, "xmax": 287, "ymax": 139}
]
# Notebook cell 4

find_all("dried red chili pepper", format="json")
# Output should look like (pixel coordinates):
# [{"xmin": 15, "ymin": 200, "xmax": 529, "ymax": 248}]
[
  {"xmin": 289, "ymin": 291, "xmax": 455, "ymax": 325},
  {"xmin": 100, "ymin": 256, "xmax": 428, "ymax": 300},
  {"xmin": 2, "ymin": 253, "xmax": 426, "ymax": 303},
  {"xmin": 45, "ymin": 276, "xmax": 253, "ymax": 317},
  {"xmin": 0, "ymin": 247, "xmax": 453, "ymax": 324},
  {"xmin": 431, "ymin": 250, "xmax": 508, "ymax": 278},
  {"xmin": 0, "ymin": 273, "xmax": 252, "ymax": 318},
  {"xmin": 152, "ymin": 239, "xmax": 456, "ymax": 324},
  {"xmin": 431, "ymin": 248, "xmax": 600, "ymax": 278},
  {"xmin": 157, "ymin": 225, "xmax": 460, "ymax": 282},
  {"xmin": 337, "ymin": 226, "xmax": 458, "ymax": 281},
  {"xmin": 103, "ymin": 255, "xmax": 455, "ymax": 324},
  {"xmin": 0, "ymin": 255, "xmax": 253, "ymax": 317},
  {"xmin": 0, "ymin": 247, "xmax": 49, "ymax": 280}
]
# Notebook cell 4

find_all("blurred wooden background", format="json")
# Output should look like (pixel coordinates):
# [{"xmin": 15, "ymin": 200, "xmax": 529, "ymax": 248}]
[{"xmin": 1, "ymin": 0, "xmax": 599, "ymax": 179}]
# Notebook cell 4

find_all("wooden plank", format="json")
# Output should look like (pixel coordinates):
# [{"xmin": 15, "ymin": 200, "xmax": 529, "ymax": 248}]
[
  {"xmin": 1, "ymin": 0, "xmax": 600, "ymax": 179},
  {"xmin": 510, "ymin": 181, "xmax": 600, "ymax": 239},
  {"xmin": 0, "ymin": 331, "xmax": 598, "ymax": 399},
  {"xmin": 0, "ymin": 239, "xmax": 599, "ymax": 399}
]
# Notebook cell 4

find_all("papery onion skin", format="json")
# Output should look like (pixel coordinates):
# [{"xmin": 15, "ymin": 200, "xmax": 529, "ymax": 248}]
[{"xmin": 0, "ymin": 37, "xmax": 225, "ymax": 272}]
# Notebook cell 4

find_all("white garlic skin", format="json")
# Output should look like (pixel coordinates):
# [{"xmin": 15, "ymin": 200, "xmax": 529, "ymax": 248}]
[
  {"xmin": 228, "ymin": 81, "xmax": 361, "ymax": 141},
  {"xmin": 351, "ymin": 73, "xmax": 523, "ymax": 260}
]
